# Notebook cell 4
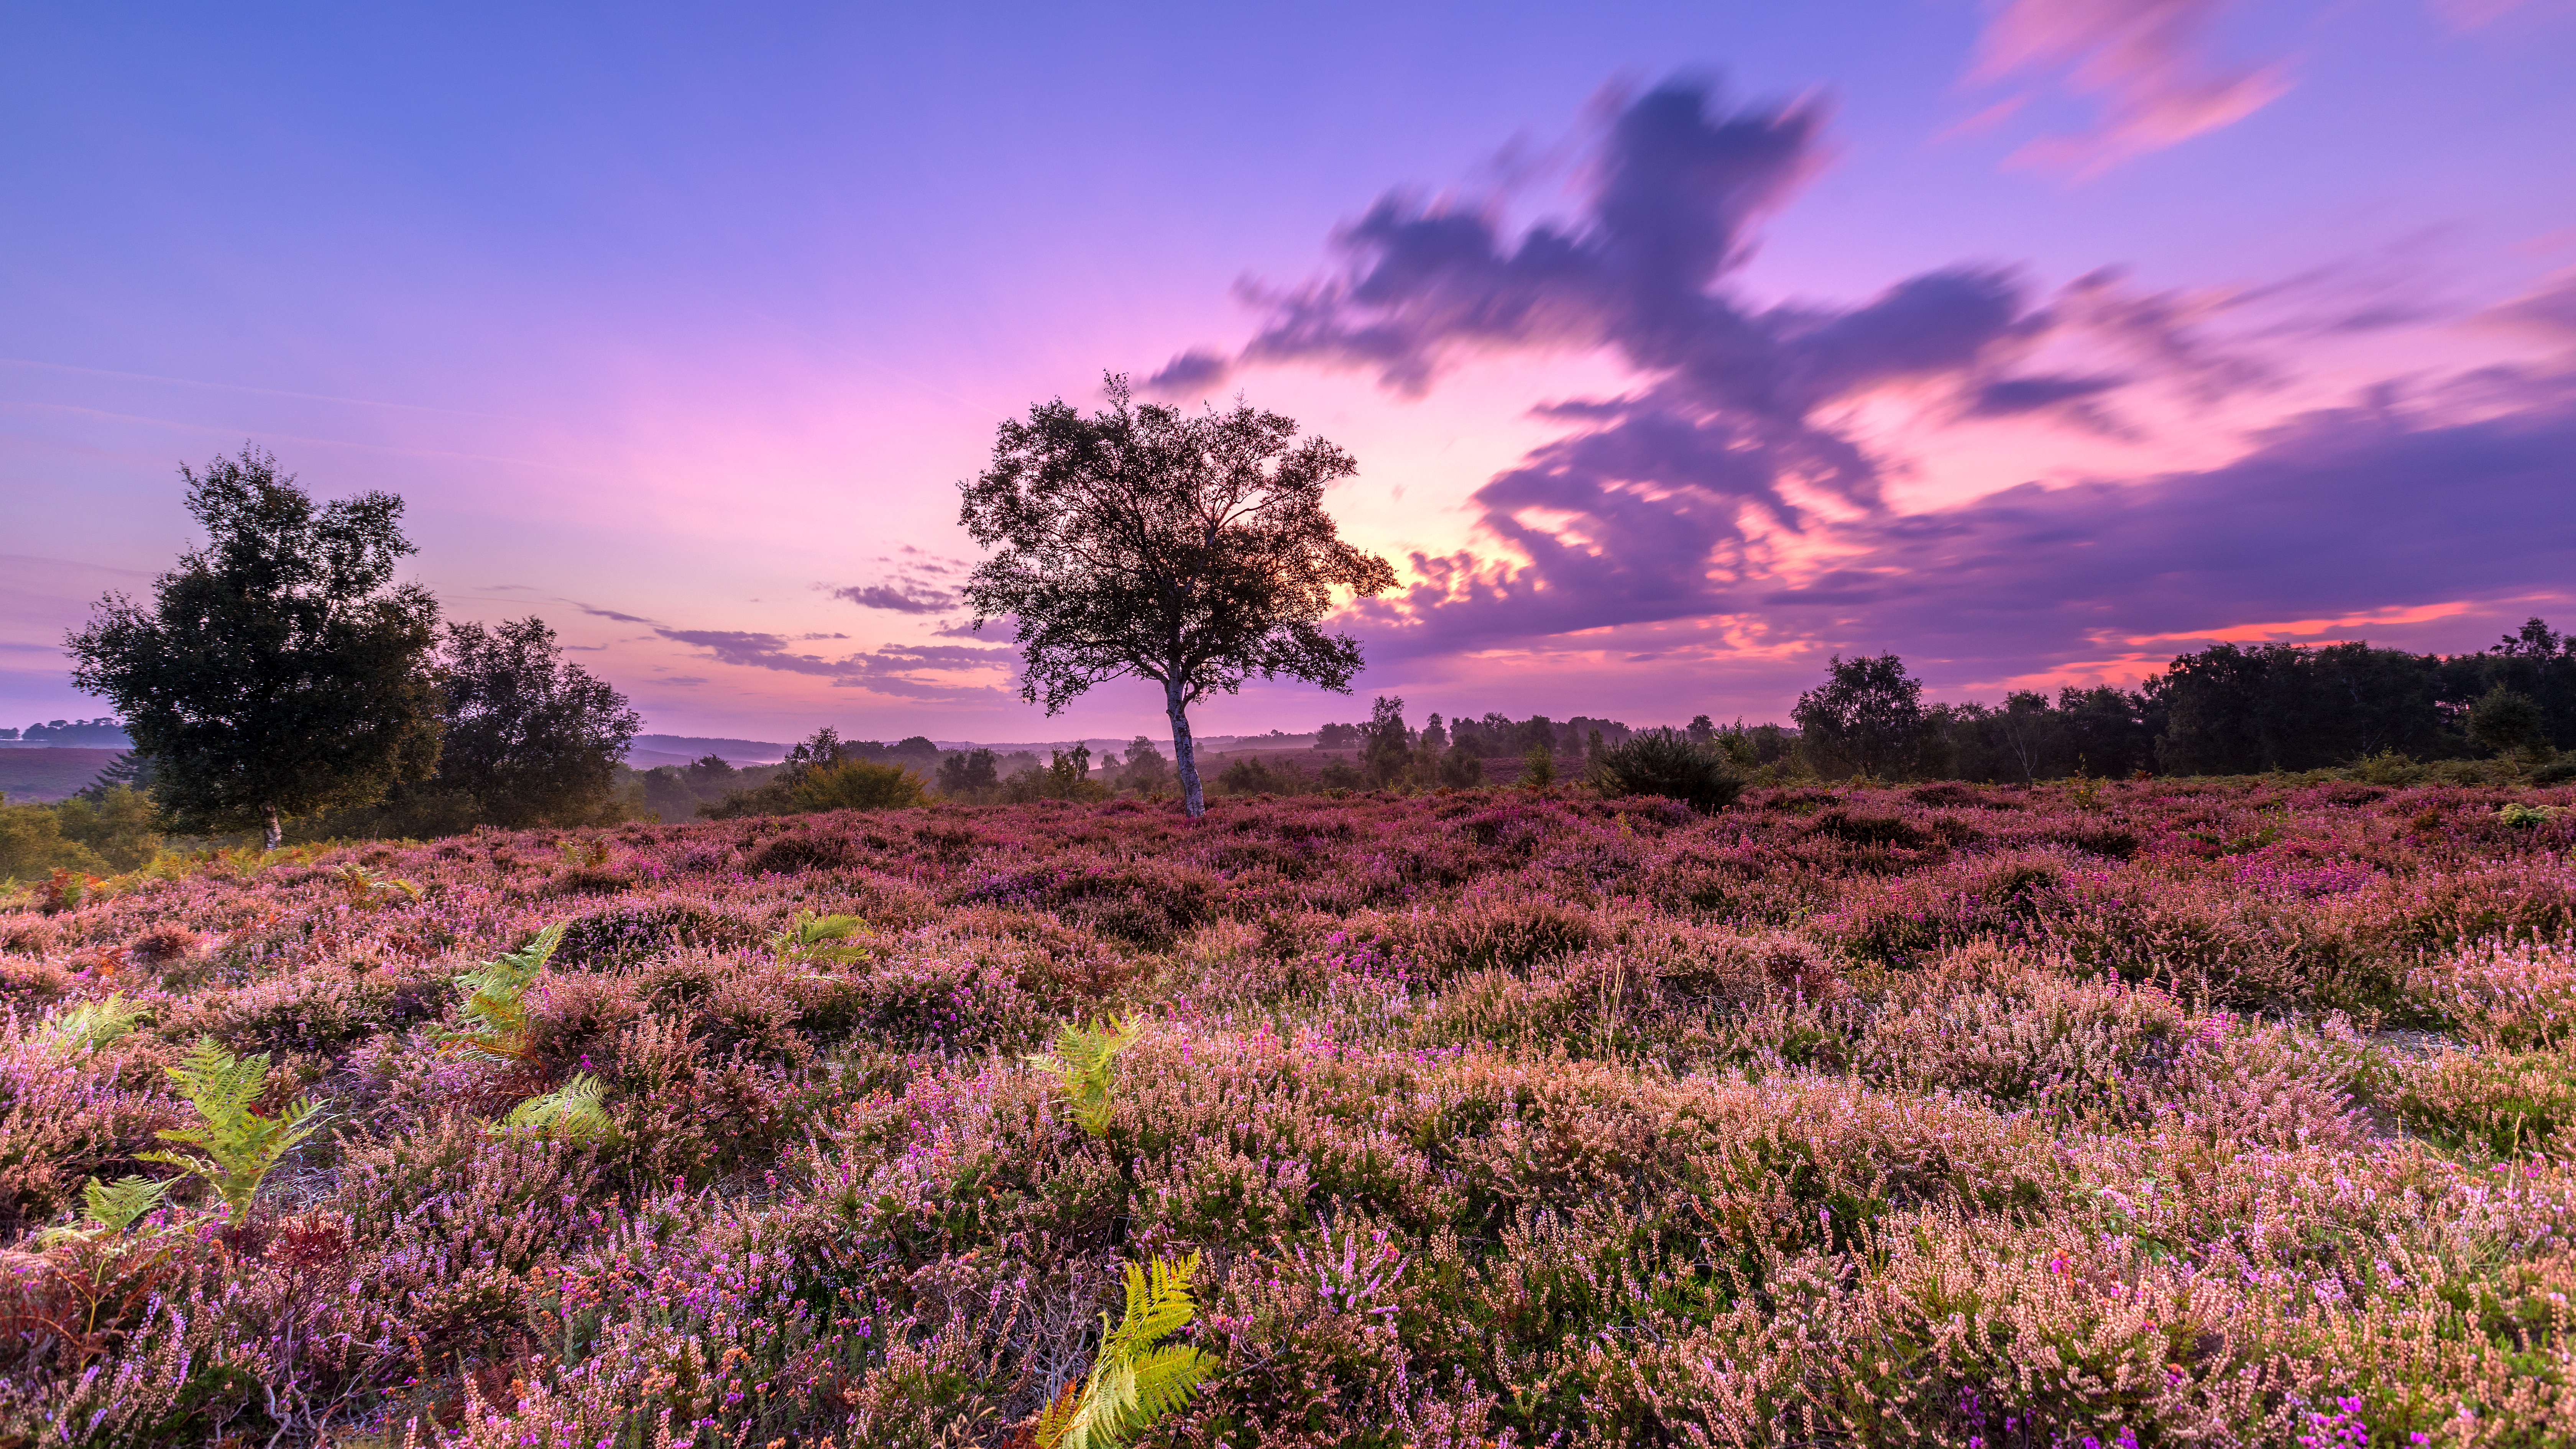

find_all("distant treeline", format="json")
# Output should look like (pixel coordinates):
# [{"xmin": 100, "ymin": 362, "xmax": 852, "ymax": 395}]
[
  {"xmin": 1793, "ymin": 619, "xmax": 2576, "ymax": 784},
  {"xmin": 0, "ymin": 718, "xmax": 131, "ymax": 746}
]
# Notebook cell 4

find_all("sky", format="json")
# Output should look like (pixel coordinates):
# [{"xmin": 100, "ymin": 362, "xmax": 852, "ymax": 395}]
[{"xmin": 5, "ymin": 0, "xmax": 2572, "ymax": 745}]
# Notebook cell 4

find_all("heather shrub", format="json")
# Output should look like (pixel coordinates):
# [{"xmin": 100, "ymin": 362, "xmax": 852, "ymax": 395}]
[
  {"xmin": 550, "ymin": 897, "xmax": 763, "ymax": 966},
  {"xmin": 6, "ymin": 781, "xmax": 2576, "ymax": 1445},
  {"xmin": 2392, "ymin": 1042, "xmax": 2576, "ymax": 1157},
  {"xmin": 2406, "ymin": 934, "xmax": 2576, "ymax": 1048}
]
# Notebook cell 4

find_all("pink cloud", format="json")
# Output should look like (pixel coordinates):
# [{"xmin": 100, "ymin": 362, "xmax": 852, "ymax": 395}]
[{"xmin": 1970, "ymin": 0, "xmax": 2294, "ymax": 174}]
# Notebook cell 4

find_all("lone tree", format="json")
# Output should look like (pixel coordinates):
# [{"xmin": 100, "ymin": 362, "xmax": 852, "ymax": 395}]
[
  {"xmin": 959, "ymin": 376, "xmax": 1396, "ymax": 817},
  {"xmin": 66, "ymin": 446, "xmax": 443, "ymax": 848},
  {"xmin": 1793, "ymin": 652, "xmax": 1928, "ymax": 781}
]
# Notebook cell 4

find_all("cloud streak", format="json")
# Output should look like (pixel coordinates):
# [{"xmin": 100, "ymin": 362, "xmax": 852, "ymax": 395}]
[{"xmin": 1968, "ymin": 0, "xmax": 2293, "ymax": 174}]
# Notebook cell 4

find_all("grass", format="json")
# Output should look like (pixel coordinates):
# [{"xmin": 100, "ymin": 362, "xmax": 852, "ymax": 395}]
[{"xmin": 2, "ymin": 775, "xmax": 2574, "ymax": 1446}]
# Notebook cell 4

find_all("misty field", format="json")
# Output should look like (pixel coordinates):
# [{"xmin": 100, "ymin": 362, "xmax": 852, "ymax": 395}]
[{"xmin": 6, "ymin": 777, "xmax": 2576, "ymax": 1447}]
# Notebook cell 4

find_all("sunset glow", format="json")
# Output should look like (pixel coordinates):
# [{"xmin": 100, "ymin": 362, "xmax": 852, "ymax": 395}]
[{"xmin": 6, "ymin": 2, "xmax": 2572, "ymax": 743}]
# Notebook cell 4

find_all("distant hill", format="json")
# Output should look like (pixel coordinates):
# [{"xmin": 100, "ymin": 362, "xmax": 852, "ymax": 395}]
[
  {"xmin": 628, "ymin": 734, "xmax": 792, "ymax": 768},
  {"xmin": 0, "ymin": 747, "xmax": 126, "ymax": 804}
]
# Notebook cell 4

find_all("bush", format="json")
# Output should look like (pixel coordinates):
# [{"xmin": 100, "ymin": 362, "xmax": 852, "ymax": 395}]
[
  {"xmin": 790, "ymin": 759, "xmax": 928, "ymax": 812},
  {"xmin": 1586, "ymin": 728, "xmax": 1744, "ymax": 813}
]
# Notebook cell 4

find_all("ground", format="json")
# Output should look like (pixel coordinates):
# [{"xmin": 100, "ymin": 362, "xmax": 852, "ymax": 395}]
[{"xmin": 3, "ymin": 776, "xmax": 2574, "ymax": 1446}]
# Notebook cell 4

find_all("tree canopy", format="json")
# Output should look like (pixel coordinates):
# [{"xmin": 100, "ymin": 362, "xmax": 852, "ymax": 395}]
[
  {"xmin": 66, "ymin": 446, "xmax": 443, "ymax": 847},
  {"xmin": 1792, "ymin": 653, "xmax": 1927, "ymax": 781},
  {"xmin": 958, "ymin": 375, "xmax": 1396, "ymax": 817},
  {"xmin": 426, "ymin": 617, "xmax": 641, "ymax": 828}
]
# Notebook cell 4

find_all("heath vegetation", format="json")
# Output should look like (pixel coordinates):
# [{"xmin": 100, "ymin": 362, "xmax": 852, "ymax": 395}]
[{"xmin": 3, "ymin": 770, "xmax": 2576, "ymax": 1446}]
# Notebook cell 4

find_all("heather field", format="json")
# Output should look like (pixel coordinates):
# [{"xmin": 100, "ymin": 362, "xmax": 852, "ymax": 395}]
[{"xmin": 8, "ymin": 778, "xmax": 2576, "ymax": 1448}]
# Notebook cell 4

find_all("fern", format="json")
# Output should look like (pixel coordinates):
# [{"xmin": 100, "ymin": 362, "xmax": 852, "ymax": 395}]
[
  {"xmin": 331, "ymin": 861, "xmax": 422, "ymax": 906},
  {"xmin": 449, "ymin": 922, "xmax": 566, "ymax": 1060},
  {"xmin": 774, "ymin": 911, "xmax": 873, "ymax": 965},
  {"xmin": 84, "ymin": 1175, "xmax": 174, "ymax": 1232},
  {"xmin": 1028, "ymin": 1016, "xmax": 1140, "ymax": 1137},
  {"xmin": 1037, "ymin": 1253, "xmax": 1216, "ymax": 1449},
  {"xmin": 37, "ymin": 1175, "xmax": 176, "ymax": 1247},
  {"xmin": 48, "ymin": 993, "xmax": 148, "ymax": 1053},
  {"xmin": 139, "ymin": 1037, "xmax": 325, "ymax": 1224},
  {"xmin": 498, "ymin": 1073, "xmax": 614, "ymax": 1142}
]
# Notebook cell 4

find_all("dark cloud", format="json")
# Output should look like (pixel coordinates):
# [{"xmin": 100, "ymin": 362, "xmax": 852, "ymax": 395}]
[
  {"xmin": 653, "ymin": 626, "xmax": 1017, "ymax": 701},
  {"xmin": 835, "ymin": 583, "xmax": 957, "ymax": 614},
  {"xmin": 656, "ymin": 629, "xmax": 843, "ymax": 675},
  {"xmin": 1967, "ymin": 373, "xmax": 2126, "ymax": 417},
  {"xmin": 1358, "ymin": 382, "xmax": 2576, "ymax": 676},
  {"xmin": 573, "ymin": 602, "xmax": 657, "ymax": 624}
]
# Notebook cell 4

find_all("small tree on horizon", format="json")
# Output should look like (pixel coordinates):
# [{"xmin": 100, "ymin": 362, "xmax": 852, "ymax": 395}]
[
  {"xmin": 958, "ymin": 375, "xmax": 1397, "ymax": 818},
  {"xmin": 66, "ymin": 446, "xmax": 443, "ymax": 848},
  {"xmin": 1793, "ymin": 652, "xmax": 1929, "ymax": 781}
]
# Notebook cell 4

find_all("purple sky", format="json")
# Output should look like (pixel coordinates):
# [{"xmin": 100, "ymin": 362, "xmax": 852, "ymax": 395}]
[{"xmin": 6, "ymin": 1, "xmax": 2572, "ymax": 743}]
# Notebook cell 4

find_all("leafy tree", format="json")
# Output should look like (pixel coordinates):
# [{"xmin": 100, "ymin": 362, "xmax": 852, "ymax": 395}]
[
  {"xmin": 1360, "ymin": 696, "xmax": 1413, "ymax": 788},
  {"xmin": 792, "ymin": 758, "xmax": 929, "ymax": 810},
  {"xmin": 53, "ymin": 787, "xmax": 163, "ymax": 871},
  {"xmin": 66, "ymin": 447, "xmax": 443, "ymax": 848},
  {"xmin": 936, "ymin": 747, "xmax": 1002, "ymax": 799},
  {"xmin": 1793, "ymin": 653, "xmax": 1928, "ymax": 780},
  {"xmin": 2471, "ymin": 687, "xmax": 2549, "ymax": 761},
  {"xmin": 425, "ymin": 617, "xmax": 641, "ymax": 828},
  {"xmin": 958, "ymin": 375, "xmax": 1398, "ymax": 817}
]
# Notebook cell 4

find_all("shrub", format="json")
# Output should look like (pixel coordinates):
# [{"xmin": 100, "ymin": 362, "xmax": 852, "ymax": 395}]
[
  {"xmin": 791, "ymin": 758, "xmax": 929, "ymax": 812},
  {"xmin": 1587, "ymin": 727, "xmax": 1744, "ymax": 813}
]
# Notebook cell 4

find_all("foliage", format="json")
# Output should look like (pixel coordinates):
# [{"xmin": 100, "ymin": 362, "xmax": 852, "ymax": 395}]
[
  {"xmin": 449, "ymin": 922, "xmax": 566, "ymax": 1060},
  {"xmin": 1587, "ymin": 726, "xmax": 1744, "ymax": 813},
  {"xmin": 2472, "ymin": 685, "xmax": 2551, "ymax": 761},
  {"xmin": 64, "ymin": 445, "xmax": 444, "ymax": 848},
  {"xmin": 50, "ymin": 786, "xmax": 163, "ymax": 871},
  {"xmin": 75, "ymin": 1175, "xmax": 175, "ymax": 1236},
  {"xmin": 498, "ymin": 1073, "xmax": 614, "ymax": 1142},
  {"xmin": 47, "ymin": 993, "xmax": 147, "ymax": 1053},
  {"xmin": 792, "ymin": 758, "xmax": 929, "ymax": 812},
  {"xmin": 1032, "ymin": 1253, "xmax": 1215, "ymax": 1449},
  {"xmin": 0, "ymin": 796, "xmax": 108, "ymax": 881},
  {"xmin": 1027, "ymin": 1015, "xmax": 1140, "ymax": 1136},
  {"xmin": 1794, "ymin": 652, "xmax": 1929, "ymax": 780},
  {"xmin": 958, "ymin": 374, "xmax": 1398, "ymax": 816},
  {"xmin": 412, "ymin": 617, "xmax": 644, "ymax": 831},
  {"xmin": 138, "ymin": 1036, "xmax": 325, "ymax": 1223},
  {"xmin": 773, "ymin": 909, "xmax": 874, "ymax": 964}
]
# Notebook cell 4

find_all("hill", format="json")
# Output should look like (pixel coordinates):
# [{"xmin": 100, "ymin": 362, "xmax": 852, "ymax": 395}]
[{"xmin": 0, "ymin": 746, "xmax": 123, "ymax": 803}]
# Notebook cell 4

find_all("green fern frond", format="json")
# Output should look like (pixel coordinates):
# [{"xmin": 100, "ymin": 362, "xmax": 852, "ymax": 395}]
[
  {"xmin": 1027, "ymin": 1015, "xmax": 1140, "ymax": 1138},
  {"xmin": 1036, "ymin": 1252, "xmax": 1212, "ymax": 1449},
  {"xmin": 145, "ymin": 1036, "xmax": 326, "ymax": 1224},
  {"xmin": 498, "ymin": 1073, "xmax": 614, "ymax": 1142},
  {"xmin": 83, "ymin": 1174, "xmax": 175, "ymax": 1232},
  {"xmin": 772, "ymin": 911, "xmax": 873, "ymax": 965},
  {"xmin": 48, "ymin": 993, "xmax": 148, "ymax": 1053},
  {"xmin": 449, "ymin": 922, "xmax": 566, "ymax": 1058}
]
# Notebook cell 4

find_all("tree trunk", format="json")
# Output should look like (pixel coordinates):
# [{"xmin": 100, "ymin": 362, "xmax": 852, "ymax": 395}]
[
  {"xmin": 262, "ymin": 803, "xmax": 283, "ymax": 852},
  {"xmin": 1165, "ymin": 679, "xmax": 1205, "ymax": 819}
]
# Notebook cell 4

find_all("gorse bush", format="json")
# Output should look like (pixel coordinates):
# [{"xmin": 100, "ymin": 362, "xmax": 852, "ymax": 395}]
[
  {"xmin": 1587, "ymin": 725, "xmax": 1744, "ymax": 812},
  {"xmin": 139, "ymin": 1036, "xmax": 324, "ymax": 1223}
]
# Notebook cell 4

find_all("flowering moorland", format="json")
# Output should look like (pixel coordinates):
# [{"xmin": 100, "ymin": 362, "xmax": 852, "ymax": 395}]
[{"xmin": 4, "ymin": 776, "xmax": 2576, "ymax": 1447}]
